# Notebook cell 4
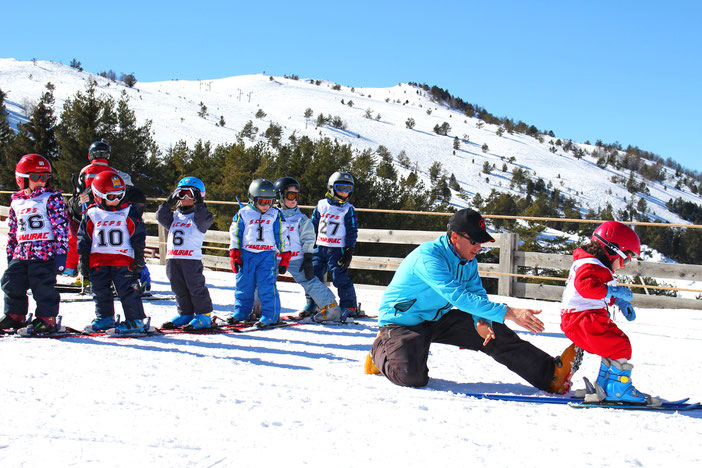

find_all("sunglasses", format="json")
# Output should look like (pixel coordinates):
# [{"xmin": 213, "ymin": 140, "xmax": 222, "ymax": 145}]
[
  {"xmin": 456, "ymin": 232, "xmax": 481, "ymax": 246},
  {"xmin": 283, "ymin": 191, "xmax": 300, "ymax": 201},
  {"xmin": 176, "ymin": 188, "xmax": 195, "ymax": 200},
  {"xmin": 256, "ymin": 198, "xmax": 274, "ymax": 206},
  {"xmin": 334, "ymin": 183, "xmax": 353, "ymax": 193},
  {"xmin": 29, "ymin": 173, "xmax": 50, "ymax": 182}
]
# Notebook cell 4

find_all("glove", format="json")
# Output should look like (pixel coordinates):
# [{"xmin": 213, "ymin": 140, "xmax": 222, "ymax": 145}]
[
  {"xmin": 606, "ymin": 285, "xmax": 633, "ymax": 302},
  {"xmin": 278, "ymin": 251, "xmax": 292, "ymax": 275},
  {"xmin": 130, "ymin": 249, "xmax": 145, "ymax": 275},
  {"xmin": 166, "ymin": 190, "xmax": 178, "ymax": 207},
  {"xmin": 193, "ymin": 188, "xmax": 203, "ymax": 204},
  {"xmin": 300, "ymin": 252, "xmax": 314, "ymax": 280},
  {"xmin": 230, "ymin": 249, "xmax": 242, "ymax": 273},
  {"xmin": 614, "ymin": 298, "xmax": 636, "ymax": 321},
  {"xmin": 54, "ymin": 253, "xmax": 67, "ymax": 274},
  {"xmin": 337, "ymin": 246, "xmax": 354, "ymax": 270},
  {"xmin": 79, "ymin": 255, "xmax": 91, "ymax": 280}
]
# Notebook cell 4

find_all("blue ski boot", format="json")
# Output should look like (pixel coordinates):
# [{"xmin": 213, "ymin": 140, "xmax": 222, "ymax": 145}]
[
  {"xmin": 84, "ymin": 316, "xmax": 116, "ymax": 332},
  {"xmin": 114, "ymin": 319, "xmax": 145, "ymax": 334},
  {"xmin": 598, "ymin": 358, "xmax": 658, "ymax": 405},
  {"xmin": 161, "ymin": 314, "xmax": 194, "ymax": 329},
  {"xmin": 183, "ymin": 314, "xmax": 212, "ymax": 331},
  {"xmin": 298, "ymin": 299, "xmax": 318, "ymax": 318}
]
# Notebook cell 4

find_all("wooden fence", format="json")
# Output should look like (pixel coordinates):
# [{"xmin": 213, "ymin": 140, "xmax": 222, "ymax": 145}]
[{"xmin": 2, "ymin": 204, "xmax": 702, "ymax": 310}]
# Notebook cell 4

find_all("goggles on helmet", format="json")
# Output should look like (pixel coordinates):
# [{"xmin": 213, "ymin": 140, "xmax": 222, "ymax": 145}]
[
  {"xmin": 256, "ymin": 198, "xmax": 274, "ymax": 207},
  {"xmin": 283, "ymin": 191, "xmax": 300, "ymax": 201},
  {"xmin": 176, "ymin": 188, "xmax": 195, "ymax": 200},
  {"xmin": 334, "ymin": 183, "xmax": 353, "ymax": 193},
  {"xmin": 29, "ymin": 173, "xmax": 51, "ymax": 182}
]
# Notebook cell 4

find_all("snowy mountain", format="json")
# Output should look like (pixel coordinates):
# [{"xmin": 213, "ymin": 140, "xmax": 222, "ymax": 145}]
[{"xmin": 1, "ymin": 57, "xmax": 701, "ymax": 225}]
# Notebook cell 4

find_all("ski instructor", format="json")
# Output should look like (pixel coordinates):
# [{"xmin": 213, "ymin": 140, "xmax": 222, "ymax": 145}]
[{"xmin": 366, "ymin": 208, "xmax": 577, "ymax": 394}]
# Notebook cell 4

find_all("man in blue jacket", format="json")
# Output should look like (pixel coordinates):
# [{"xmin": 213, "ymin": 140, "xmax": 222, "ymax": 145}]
[{"xmin": 366, "ymin": 209, "xmax": 578, "ymax": 393}]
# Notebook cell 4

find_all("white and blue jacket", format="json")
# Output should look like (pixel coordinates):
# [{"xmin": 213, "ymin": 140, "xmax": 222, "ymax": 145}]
[{"xmin": 378, "ymin": 235, "xmax": 508, "ymax": 327}]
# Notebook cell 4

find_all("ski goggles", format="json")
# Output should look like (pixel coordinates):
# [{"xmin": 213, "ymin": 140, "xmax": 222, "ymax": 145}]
[
  {"xmin": 594, "ymin": 234, "xmax": 636, "ymax": 266},
  {"xmin": 92, "ymin": 187, "xmax": 125, "ymax": 202},
  {"xmin": 176, "ymin": 188, "xmax": 195, "ymax": 199},
  {"xmin": 455, "ymin": 232, "xmax": 481, "ymax": 246},
  {"xmin": 256, "ymin": 198, "xmax": 274, "ymax": 206},
  {"xmin": 282, "ymin": 191, "xmax": 300, "ymax": 201},
  {"xmin": 334, "ymin": 183, "xmax": 353, "ymax": 193},
  {"xmin": 28, "ymin": 173, "xmax": 51, "ymax": 182}
]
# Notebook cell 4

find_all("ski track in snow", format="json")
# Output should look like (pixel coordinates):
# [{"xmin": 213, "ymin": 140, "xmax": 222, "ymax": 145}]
[{"xmin": 0, "ymin": 256, "xmax": 701, "ymax": 468}]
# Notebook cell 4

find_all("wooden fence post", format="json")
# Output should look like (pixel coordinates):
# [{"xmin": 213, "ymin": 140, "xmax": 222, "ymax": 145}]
[
  {"xmin": 158, "ymin": 224, "xmax": 167, "ymax": 265},
  {"xmin": 498, "ymin": 233, "xmax": 518, "ymax": 296}
]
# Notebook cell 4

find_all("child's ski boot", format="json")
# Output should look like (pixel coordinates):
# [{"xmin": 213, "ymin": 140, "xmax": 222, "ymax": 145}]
[
  {"xmin": 84, "ymin": 316, "xmax": 116, "ymax": 332},
  {"xmin": 0, "ymin": 313, "xmax": 27, "ymax": 331},
  {"xmin": 161, "ymin": 314, "xmax": 194, "ymax": 329},
  {"xmin": 298, "ymin": 299, "xmax": 319, "ymax": 318},
  {"xmin": 114, "ymin": 319, "xmax": 146, "ymax": 334},
  {"xmin": 17, "ymin": 317, "xmax": 59, "ymax": 336},
  {"xmin": 313, "ymin": 303, "xmax": 342, "ymax": 323},
  {"xmin": 183, "ymin": 314, "xmax": 212, "ymax": 331},
  {"xmin": 585, "ymin": 358, "xmax": 661, "ymax": 406}
]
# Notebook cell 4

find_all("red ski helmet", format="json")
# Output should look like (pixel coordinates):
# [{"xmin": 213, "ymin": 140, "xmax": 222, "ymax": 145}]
[
  {"xmin": 91, "ymin": 171, "xmax": 126, "ymax": 205},
  {"xmin": 592, "ymin": 221, "xmax": 641, "ymax": 266},
  {"xmin": 15, "ymin": 154, "xmax": 52, "ymax": 189}
]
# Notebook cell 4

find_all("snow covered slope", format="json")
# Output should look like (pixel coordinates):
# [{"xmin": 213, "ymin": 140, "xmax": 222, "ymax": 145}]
[
  {"xmin": 0, "ymin": 259, "xmax": 701, "ymax": 468},
  {"xmin": 2, "ymin": 58, "xmax": 701, "ymax": 225}
]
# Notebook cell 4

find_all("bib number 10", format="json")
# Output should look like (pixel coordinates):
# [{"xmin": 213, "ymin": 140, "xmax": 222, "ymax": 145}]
[{"xmin": 97, "ymin": 228, "xmax": 124, "ymax": 247}]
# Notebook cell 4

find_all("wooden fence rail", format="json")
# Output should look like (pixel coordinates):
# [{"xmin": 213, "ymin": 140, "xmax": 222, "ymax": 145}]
[{"xmin": 2, "ymin": 204, "xmax": 701, "ymax": 310}]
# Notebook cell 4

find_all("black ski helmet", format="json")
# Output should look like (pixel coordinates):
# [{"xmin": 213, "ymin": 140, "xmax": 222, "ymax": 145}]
[
  {"xmin": 248, "ymin": 178, "xmax": 276, "ymax": 204},
  {"xmin": 274, "ymin": 177, "xmax": 301, "ymax": 200},
  {"xmin": 88, "ymin": 141, "xmax": 111, "ymax": 161}
]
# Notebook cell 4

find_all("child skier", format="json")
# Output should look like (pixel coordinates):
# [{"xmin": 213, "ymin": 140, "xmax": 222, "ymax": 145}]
[
  {"xmin": 77, "ymin": 171, "xmax": 147, "ymax": 333},
  {"xmin": 157, "ymin": 177, "xmax": 214, "ymax": 330},
  {"xmin": 274, "ymin": 177, "xmax": 343, "ymax": 322},
  {"xmin": 228, "ymin": 179, "xmax": 291, "ymax": 328},
  {"xmin": 560, "ymin": 221, "xmax": 660, "ymax": 406},
  {"xmin": 0, "ymin": 154, "xmax": 69, "ymax": 334},
  {"xmin": 306, "ymin": 171, "xmax": 359, "ymax": 321}
]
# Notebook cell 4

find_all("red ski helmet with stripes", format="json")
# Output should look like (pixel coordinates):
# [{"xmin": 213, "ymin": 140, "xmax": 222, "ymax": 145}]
[
  {"xmin": 15, "ymin": 154, "xmax": 52, "ymax": 189},
  {"xmin": 592, "ymin": 221, "xmax": 641, "ymax": 266}
]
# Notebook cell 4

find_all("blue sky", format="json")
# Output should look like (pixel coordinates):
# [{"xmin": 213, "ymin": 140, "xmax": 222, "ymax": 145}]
[{"xmin": 3, "ymin": 1, "xmax": 701, "ymax": 172}]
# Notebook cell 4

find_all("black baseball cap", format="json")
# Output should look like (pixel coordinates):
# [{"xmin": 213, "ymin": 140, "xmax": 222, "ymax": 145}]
[{"xmin": 447, "ymin": 209, "xmax": 495, "ymax": 243}]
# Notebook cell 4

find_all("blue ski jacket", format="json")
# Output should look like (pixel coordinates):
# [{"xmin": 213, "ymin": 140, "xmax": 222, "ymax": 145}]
[{"xmin": 378, "ymin": 235, "xmax": 508, "ymax": 327}]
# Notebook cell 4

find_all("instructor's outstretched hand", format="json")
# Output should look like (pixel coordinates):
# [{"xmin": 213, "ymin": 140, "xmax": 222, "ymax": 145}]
[{"xmin": 505, "ymin": 307, "xmax": 544, "ymax": 334}]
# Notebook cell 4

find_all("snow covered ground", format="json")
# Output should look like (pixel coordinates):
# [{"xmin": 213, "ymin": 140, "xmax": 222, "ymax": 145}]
[{"xmin": 1, "ymin": 257, "xmax": 701, "ymax": 468}]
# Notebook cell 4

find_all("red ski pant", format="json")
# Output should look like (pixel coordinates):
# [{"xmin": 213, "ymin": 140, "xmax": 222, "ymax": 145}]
[
  {"xmin": 561, "ymin": 309, "xmax": 632, "ymax": 360},
  {"xmin": 65, "ymin": 219, "xmax": 80, "ymax": 270}
]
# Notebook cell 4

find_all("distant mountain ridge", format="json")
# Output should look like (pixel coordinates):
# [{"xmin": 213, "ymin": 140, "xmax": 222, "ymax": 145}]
[{"xmin": 1, "ymin": 57, "xmax": 701, "ymax": 227}]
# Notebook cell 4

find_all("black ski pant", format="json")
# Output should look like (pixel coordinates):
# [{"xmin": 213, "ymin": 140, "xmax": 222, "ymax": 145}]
[
  {"xmin": 90, "ymin": 265, "xmax": 145, "ymax": 321},
  {"xmin": 371, "ymin": 309, "xmax": 556, "ymax": 391},
  {"xmin": 166, "ymin": 259, "xmax": 213, "ymax": 316},
  {"xmin": 2, "ymin": 259, "xmax": 59, "ymax": 318}
]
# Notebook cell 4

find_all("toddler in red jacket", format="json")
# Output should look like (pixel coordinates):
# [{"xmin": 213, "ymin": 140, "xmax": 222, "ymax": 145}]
[{"xmin": 560, "ymin": 221, "xmax": 659, "ymax": 406}]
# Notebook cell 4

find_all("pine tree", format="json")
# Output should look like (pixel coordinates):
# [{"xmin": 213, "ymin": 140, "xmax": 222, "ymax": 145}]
[
  {"xmin": 8, "ymin": 82, "xmax": 59, "ymax": 161},
  {"xmin": 0, "ymin": 88, "xmax": 17, "ymax": 191},
  {"xmin": 54, "ymin": 80, "xmax": 117, "ymax": 189}
]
